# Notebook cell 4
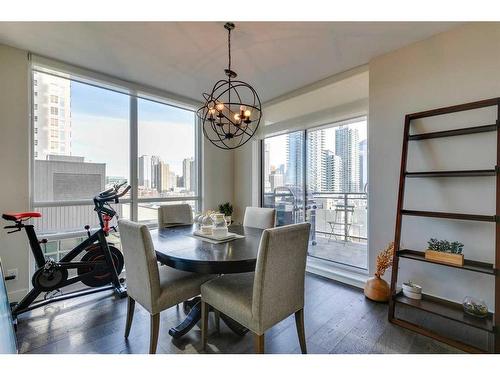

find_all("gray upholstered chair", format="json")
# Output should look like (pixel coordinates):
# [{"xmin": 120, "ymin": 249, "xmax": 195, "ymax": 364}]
[
  {"xmin": 201, "ymin": 222, "xmax": 311, "ymax": 354},
  {"xmin": 242, "ymin": 207, "xmax": 276, "ymax": 229},
  {"xmin": 158, "ymin": 203, "xmax": 193, "ymax": 227},
  {"xmin": 118, "ymin": 219, "xmax": 214, "ymax": 354}
]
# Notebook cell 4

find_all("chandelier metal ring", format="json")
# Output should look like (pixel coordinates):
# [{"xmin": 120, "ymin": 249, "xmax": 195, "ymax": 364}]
[{"xmin": 197, "ymin": 22, "xmax": 262, "ymax": 150}]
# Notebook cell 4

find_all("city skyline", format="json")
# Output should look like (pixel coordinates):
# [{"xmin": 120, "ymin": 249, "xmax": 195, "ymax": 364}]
[
  {"xmin": 265, "ymin": 119, "xmax": 367, "ymax": 194},
  {"xmin": 138, "ymin": 154, "xmax": 195, "ymax": 195}
]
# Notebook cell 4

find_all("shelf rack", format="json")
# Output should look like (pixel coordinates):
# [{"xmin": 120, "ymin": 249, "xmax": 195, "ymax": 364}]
[{"xmin": 388, "ymin": 97, "xmax": 500, "ymax": 353}]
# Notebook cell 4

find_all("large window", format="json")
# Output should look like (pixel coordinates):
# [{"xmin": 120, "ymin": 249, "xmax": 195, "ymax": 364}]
[
  {"xmin": 137, "ymin": 99, "xmax": 198, "ymax": 223},
  {"xmin": 31, "ymin": 65, "xmax": 200, "ymax": 236},
  {"xmin": 261, "ymin": 117, "xmax": 368, "ymax": 270}
]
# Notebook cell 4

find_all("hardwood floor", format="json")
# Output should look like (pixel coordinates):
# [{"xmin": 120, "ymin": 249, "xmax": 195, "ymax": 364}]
[{"xmin": 15, "ymin": 273, "xmax": 463, "ymax": 354}]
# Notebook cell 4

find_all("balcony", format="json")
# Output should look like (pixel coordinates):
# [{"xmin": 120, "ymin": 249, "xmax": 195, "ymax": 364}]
[{"xmin": 263, "ymin": 190, "xmax": 368, "ymax": 269}]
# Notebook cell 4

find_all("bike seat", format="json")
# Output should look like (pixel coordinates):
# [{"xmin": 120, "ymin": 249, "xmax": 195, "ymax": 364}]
[{"xmin": 2, "ymin": 212, "xmax": 42, "ymax": 221}]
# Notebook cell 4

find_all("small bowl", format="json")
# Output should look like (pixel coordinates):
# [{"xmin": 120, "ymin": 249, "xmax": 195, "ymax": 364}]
[
  {"xmin": 402, "ymin": 282, "xmax": 422, "ymax": 294},
  {"xmin": 403, "ymin": 289, "xmax": 422, "ymax": 300}
]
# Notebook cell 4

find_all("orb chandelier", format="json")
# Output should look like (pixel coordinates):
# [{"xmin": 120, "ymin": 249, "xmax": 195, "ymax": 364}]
[{"xmin": 197, "ymin": 22, "xmax": 262, "ymax": 150}]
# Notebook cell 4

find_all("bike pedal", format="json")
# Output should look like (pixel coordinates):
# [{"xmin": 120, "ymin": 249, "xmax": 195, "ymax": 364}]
[{"xmin": 44, "ymin": 289, "xmax": 63, "ymax": 300}]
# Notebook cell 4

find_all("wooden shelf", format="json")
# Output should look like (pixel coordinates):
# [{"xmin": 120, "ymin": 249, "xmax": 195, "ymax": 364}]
[
  {"xmin": 407, "ymin": 98, "xmax": 499, "ymax": 120},
  {"xmin": 397, "ymin": 249, "xmax": 495, "ymax": 275},
  {"xmin": 401, "ymin": 209, "xmax": 496, "ymax": 222},
  {"xmin": 393, "ymin": 292, "xmax": 494, "ymax": 333},
  {"xmin": 408, "ymin": 123, "xmax": 497, "ymax": 141},
  {"xmin": 406, "ymin": 169, "xmax": 496, "ymax": 178}
]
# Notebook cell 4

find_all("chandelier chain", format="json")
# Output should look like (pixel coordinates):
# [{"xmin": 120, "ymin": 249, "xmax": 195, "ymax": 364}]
[{"xmin": 228, "ymin": 26, "xmax": 231, "ymax": 74}]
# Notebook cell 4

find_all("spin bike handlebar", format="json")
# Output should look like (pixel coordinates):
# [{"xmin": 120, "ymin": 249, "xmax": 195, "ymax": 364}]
[{"xmin": 94, "ymin": 183, "xmax": 131, "ymax": 204}]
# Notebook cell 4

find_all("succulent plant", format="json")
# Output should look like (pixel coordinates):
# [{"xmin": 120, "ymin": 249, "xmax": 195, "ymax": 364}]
[{"xmin": 427, "ymin": 238, "xmax": 463, "ymax": 254}]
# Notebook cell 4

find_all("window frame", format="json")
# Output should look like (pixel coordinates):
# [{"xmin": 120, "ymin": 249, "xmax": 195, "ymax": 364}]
[{"xmin": 29, "ymin": 57, "xmax": 202, "ymax": 235}]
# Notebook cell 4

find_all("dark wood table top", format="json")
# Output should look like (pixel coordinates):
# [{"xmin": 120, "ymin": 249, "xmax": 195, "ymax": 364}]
[{"xmin": 152, "ymin": 224, "xmax": 264, "ymax": 274}]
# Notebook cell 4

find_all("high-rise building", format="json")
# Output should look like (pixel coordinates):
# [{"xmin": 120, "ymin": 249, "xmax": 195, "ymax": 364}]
[
  {"xmin": 138, "ymin": 155, "xmax": 153, "ymax": 189},
  {"xmin": 151, "ymin": 155, "xmax": 162, "ymax": 192},
  {"xmin": 285, "ymin": 132, "xmax": 304, "ymax": 188},
  {"xmin": 182, "ymin": 158, "xmax": 196, "ymax": 192},
  {"xmin": 269, "ymin": 171, "xmax": 284, "ymax": 191},
  {"xmin": 307, "ymin": 130, "xmax": 326, "ymax": 192},
  {"xmin": 359, "ymin": 139, "xmax": 368, "ymax": 192},
  {"xmin": 322, "ymin": 150, "xmax": 342, "ymax": 192},
  {"xmin": 264, "ymin": 143, "xmax": 271, "ymax": 190},
  {"xmin": 33, "ymin": 72, "xmax": 72, "ymax": 160},
  {"xmin": 160, "ymin": 163, "xmax": 171, "ymax": 192},
  {"xmin": 335, "ymin": 127, "xmax": 360, "ymax": 192}
]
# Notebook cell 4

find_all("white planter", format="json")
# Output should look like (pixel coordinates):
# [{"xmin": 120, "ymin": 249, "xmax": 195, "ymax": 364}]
[{"xmin": 402, "ymin": 282, "xmax": 422, "ymax": 300}]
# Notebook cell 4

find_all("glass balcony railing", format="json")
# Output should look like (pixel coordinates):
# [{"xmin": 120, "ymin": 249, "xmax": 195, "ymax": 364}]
[{"xmin": 263, "ymin": 190, "xmax": 368, "ymax": 269}]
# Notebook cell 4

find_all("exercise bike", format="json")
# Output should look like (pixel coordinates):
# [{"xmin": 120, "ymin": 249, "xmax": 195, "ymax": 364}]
[{"xmin": 3, "ymin": 181, "xmax": 131, "ymax": 319}]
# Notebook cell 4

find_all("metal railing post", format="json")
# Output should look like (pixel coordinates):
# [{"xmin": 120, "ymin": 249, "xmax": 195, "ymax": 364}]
[{"xmin": 344, "ymin": 193, "xmax": 348, "ymax": 241}]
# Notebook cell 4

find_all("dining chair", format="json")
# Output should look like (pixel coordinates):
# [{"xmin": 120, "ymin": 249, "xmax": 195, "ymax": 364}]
[
  {"xmin": 242, "ymin": 207, "xmax": 276, "ymax": 229},
  {"xmin": 200, "ymin": 222, "xmax": 311, "ymax": 354},
  {"xmin": 118, "ymin": 219, "xmax": 214, "ymax": 354},
  {"xmin": 158, "ymin": 203, "xmax": 193, "ymax": 227}
]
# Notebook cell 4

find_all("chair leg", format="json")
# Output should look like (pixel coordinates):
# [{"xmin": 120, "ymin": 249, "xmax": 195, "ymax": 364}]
[
  {"xmin": 149, "ymin": 313, "xmax": 160, "ymax": 354},
  {"xmin": 295, "ymin": 309, "xmax": 307, "ymax": 354},
  {"xmin": 254, "ymin": 333, "xmax": 265, "ymax": 354},
  {"xmin": 124, "ymin": 296, "xmax": 135, "ymax": 338},
  {"xmin": 201, "ymin": 301, "xmax": 209, "ymax": 351},
  {"xmin": 214, "ymin": 309, "xmax": 220, "ymax": 333}
]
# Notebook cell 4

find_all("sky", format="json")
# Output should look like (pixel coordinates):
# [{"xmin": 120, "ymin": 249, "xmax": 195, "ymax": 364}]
[{"xmin": 70, "ymin": 80, "xmax": 196, "ymax": 178}]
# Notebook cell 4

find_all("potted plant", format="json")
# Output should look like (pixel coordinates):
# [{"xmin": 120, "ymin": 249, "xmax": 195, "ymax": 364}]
[
  {"xmin": 364, "ymin": 242, "xmax": 394, "ymax": 302},
  {"xmin": 218, "ymin": 202, "xmax": 233, "ymax": 225},
  {"xmin": 425, "ymin": 238, "xmax": 464, "ymax": 266}
]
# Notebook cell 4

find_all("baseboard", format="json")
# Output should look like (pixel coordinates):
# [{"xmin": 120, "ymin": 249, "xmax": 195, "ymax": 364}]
[
  {"xmin": 7, "ymin": 288, "xmax": 27, "ymax": 304},
  {"xmin": 306, "ymin": 257, "xmax": 368, "ymax": 289}
]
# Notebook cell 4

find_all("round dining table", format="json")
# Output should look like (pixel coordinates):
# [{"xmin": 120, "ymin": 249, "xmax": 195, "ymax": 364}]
[{"xmin": 151, "ymin": 224, "xmax": 264, "ymax": 338}]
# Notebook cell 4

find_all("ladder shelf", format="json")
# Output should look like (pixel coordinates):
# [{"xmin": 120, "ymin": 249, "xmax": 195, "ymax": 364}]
[{"xmin": 388, "ymin": 97, "xmax": 500, "ymax": 353}]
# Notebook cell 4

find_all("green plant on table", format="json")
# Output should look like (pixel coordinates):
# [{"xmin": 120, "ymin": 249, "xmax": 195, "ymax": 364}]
[{"xmin": 218, "ymin": 202, "xmax": 233, "ymax": 217}]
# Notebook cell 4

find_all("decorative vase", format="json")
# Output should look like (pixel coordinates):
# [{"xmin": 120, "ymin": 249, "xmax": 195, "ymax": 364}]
[
  {"xmin": 364, "ymin": 275, "xmax": 390, "ymax": 302},
  {"xmin": 201, "ymin": 214, "xmax": 213, "ymax": 226},
  {"xmin": 211, "ymin": 213, "xmax": 227, "ymax": 229}
]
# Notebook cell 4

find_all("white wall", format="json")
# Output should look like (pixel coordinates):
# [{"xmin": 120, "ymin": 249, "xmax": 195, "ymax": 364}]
[
  {"xmin": 0, "ymin": 43, "xmax": 234, "ymax": 298},
  {"xmin": 202, "ymin": 139, "xmax": 234, "ymax": 212},
  {"xmin": 369, "ymin": 23, "xmax": 500, "ymax": 308},
  {"xmin": 0, "ymin": 44, "xmax": 30, "ymax": 301}
]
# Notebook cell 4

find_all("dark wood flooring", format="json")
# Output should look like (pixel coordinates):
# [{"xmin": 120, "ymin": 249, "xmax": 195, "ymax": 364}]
[{"xmin": 15, "ymin": 273, "xmax": 463, "ymax": 354}]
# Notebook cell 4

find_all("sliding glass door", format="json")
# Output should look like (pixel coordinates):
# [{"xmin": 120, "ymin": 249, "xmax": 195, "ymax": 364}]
[
  {"xmin": 261, "ymin": 117, "xmax": 368, "ymax": 270},
  {"xmin": 262, "ymin": 131, "xmax": 305, "ymax": 225}
]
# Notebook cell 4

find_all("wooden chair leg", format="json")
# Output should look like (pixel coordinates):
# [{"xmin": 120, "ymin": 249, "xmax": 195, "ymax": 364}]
[
  {"xmin": 295, "ymin": 308, "xmax": 307, "ymax": 354},
  {"xmin": 124, "ymin": 296, "xmax": 135, "ymax": 338},
  {"xmin": 149, "ymin": 313, "xmax": 160, "ymax": 354},
  {"xmin": 254, "ymin": 333, "xmax": 265, "ymax": 354},
  {"xmin": 201, "ymin": 301, "xmax": 209, "ymax": 351}
]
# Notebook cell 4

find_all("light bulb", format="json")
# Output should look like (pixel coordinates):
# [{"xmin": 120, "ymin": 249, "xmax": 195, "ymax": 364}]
[
  {"xmin": 215, "ymin": 102, "xmax": 225, "ymax": 112},
  {"xmin": 240, "ymin": 105, "xmax": 246, "ymax": 112},
  {"xmin": 244, "ymin": 109, "xmax": 251, "ymax": 118},
  {"xmin": 234, "ymin": 113, "xmax": 241, "ymax": 121}
]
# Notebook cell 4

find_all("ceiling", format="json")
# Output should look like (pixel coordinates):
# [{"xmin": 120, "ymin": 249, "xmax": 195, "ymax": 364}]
[{"xmin": 0, "ymin": 22, "xmax": 461, "ymax": 103}]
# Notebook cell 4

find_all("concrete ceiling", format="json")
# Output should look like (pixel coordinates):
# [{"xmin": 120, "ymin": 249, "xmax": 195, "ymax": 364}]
[{"xmin": 0, "ymin": 22, "xmax": 461, "ymax": 103}]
